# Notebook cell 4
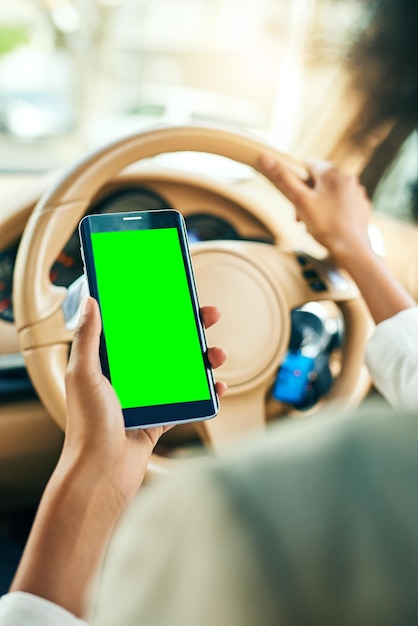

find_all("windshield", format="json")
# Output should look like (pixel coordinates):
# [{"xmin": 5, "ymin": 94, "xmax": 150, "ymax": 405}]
[{"xmin": 0, "ymin": 0, "xmax": 366, "ymax": 173}]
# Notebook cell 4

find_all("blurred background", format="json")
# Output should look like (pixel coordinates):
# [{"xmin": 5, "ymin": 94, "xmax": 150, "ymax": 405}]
[
  {"xmin": 0, "ymin": 0, "xmax": 415, "ymax": 221},
  {"xmin": 0, "ymin": 0, "xmax": 366, "ymax": 168}
]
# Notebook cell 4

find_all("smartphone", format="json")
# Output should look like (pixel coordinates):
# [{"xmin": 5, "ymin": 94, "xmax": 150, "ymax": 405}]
[{"xmin": 78, "ymin": 209, "xmax": 219, "ymax": 429}]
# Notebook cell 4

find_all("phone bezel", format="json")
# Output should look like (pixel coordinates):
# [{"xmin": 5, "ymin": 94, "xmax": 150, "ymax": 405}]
[{"xmin": 79, "ymin": 209, "xmax": 219, "ymax": 429}]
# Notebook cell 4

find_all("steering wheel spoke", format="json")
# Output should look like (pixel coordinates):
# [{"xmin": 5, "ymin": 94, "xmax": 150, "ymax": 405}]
[
  {"xmin": 20, "ymin": 305, "xmax": 73, "ymax": 351},
  {"xmin": 245, "ymin": 243, "xmax": 360, "ymax": 309}
]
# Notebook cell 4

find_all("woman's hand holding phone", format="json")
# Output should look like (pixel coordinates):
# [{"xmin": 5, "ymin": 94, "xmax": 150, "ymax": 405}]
[
  {"xmin": 65, "ymin": 296, "xmax": 227, "ymax": 508},
  {"xmin": 10, "ymin": 296, "xmax": 226, "ymax": 618}
]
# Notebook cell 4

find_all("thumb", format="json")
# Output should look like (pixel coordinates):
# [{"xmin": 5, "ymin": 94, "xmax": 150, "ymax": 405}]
[{"xmin": 67, "ymin": 297, "xmax": 102, "ymax": 379}]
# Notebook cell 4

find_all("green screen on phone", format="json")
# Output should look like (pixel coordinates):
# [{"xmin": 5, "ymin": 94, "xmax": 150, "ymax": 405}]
[{"xmin": 91, "ymin": 227, "xmax": 211, "ymax": 409}]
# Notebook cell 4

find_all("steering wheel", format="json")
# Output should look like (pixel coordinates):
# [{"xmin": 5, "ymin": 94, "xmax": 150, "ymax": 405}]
[{"xmin": 13, "ymin": 125, "xmax": 371, "ymax": 471}]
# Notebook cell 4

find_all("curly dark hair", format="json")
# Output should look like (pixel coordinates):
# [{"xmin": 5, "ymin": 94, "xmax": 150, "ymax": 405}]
[{"xmin": 348, "ymin": 0, "xmax": 418, "ymax": 140}]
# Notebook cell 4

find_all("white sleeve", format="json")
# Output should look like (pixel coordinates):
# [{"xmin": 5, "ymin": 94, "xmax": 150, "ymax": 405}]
[
  {"xmin": 365, "ymin": 307, "xmax": 418, "ymax": 411},
  {"xmin": 0, "ymin": 592, "xmax": 88, "ymax": 626}
]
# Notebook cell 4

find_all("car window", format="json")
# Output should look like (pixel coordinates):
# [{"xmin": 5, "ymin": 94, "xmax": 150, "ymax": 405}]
[{"xmin": 372, "ymin": 131, "xmax": 418, "ymax": 224}]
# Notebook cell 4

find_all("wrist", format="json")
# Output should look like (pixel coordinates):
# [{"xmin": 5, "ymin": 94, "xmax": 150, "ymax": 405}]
[
  {"xmin": 328, "ymin": 234, "xmax": 374, "ymax": 270},
  {"xmin": 58, "ymin": 433, "xmax": 153, "ymax": 514},
  {"xmin": 56, "ymin": 446, "xmax": 147, "ymax": 515}
]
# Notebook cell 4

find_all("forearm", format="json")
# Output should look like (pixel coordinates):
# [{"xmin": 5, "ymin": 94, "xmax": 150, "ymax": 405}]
[
  {"xmin": 337, "ymin": 244, "xmax": 416, "ymax": 324},
  {"xmin": 10, "ymin": 456, "xmax": 127, "ymax": 619}
]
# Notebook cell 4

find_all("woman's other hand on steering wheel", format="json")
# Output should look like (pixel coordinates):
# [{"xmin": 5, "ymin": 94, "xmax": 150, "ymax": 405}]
[
  {"xmin": 259, "ymin": 153, "xmax": 416, "ymax": 324},
  {"xmin": 259, "ymin": 154, "xmax": 372, "ymax": 268}
]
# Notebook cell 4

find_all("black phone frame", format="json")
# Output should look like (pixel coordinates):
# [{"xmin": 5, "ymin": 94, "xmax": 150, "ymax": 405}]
[{"xmin": 79, "ymin": 209, "xmax": 219, "ymax": 429}]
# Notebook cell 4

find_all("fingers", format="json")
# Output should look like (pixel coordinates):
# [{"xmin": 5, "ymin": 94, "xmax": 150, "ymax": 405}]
[
  {"xmin": 200, "ymin": 305, "xmax": 221, "ymax": 329},
  {"xmin": 207, "ymin": 346, "xmax": 227, "ymax": 370},
  {"xmin": 306, "ymin": 157, "xmax": 361, "ymax": 194},
  {"xmin": 200, "ymin": 318, "xmax": 227, "ymax": 398},
  {"xmin": 258, "ymin": 153, "xmax": 311, "ymax": 205},
  {"xmin": 207, "ymin": 346, "xmax": 227, "ymax": 398},
  {"xmin": 216, "ymin": 381, "xmax": 228, "ymax": 398},
  {"xmin": 67, "ymin": 297, "xmax": 102, "ymax": 380}
]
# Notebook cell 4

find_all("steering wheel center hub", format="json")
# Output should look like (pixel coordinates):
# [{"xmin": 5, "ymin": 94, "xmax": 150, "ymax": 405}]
[{"xmin": 192, "ymin": 245, "xmax": 290, "ymax": 390}]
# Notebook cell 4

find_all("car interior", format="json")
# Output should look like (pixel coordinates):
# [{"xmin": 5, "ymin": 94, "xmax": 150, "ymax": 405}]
[{"xmin": 1, "ymin": 0, "xmax": 418, "ymax": 598}]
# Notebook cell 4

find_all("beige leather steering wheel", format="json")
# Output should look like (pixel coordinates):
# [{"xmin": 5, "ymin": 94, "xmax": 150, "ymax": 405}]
[{"xmin": 13, "ymin": 125, "xmax": 371, "ymax": 470}]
